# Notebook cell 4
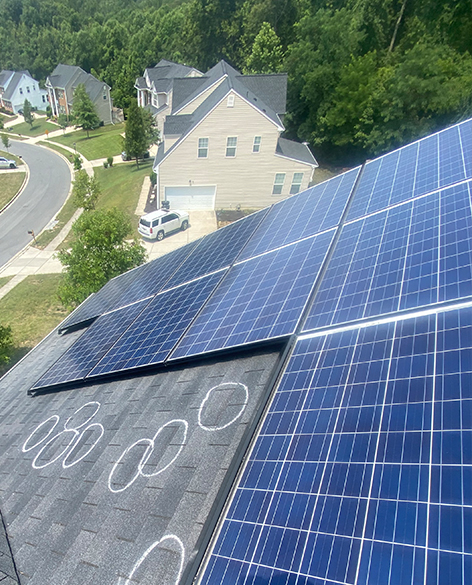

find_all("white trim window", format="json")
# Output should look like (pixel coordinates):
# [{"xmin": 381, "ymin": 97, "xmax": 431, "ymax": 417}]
[
  {"xmin": 227, "ymin": 94, "xmax": 235, "ymax": 107},
  {"xmin": 272, "ymin": 173, "xmax": 285, "ymax": 195},
  {"xmin": 253, "ymin": 136, "xmax": 261, "ymax": 153},
  {"xmin": 226, "ymin": 136, "xmax": 237, "ymax": 157},
  {"xmin": 290, "ymin": 172, "xmax": 304, "ymax": 194},
  {"xmin": 198, "ymin": 137, "xmax": 209, "ymax": 158}
]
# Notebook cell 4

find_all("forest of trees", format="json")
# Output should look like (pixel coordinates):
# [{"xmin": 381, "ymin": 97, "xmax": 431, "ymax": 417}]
[{"xmin": 1, "ymin": 0, "xmax": 472, "ymax": 165}]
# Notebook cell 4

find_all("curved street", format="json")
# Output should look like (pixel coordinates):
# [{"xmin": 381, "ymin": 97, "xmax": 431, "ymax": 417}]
[{"xmin": 0, "ymin": 141, "xmax": 71, "ymax": 268}]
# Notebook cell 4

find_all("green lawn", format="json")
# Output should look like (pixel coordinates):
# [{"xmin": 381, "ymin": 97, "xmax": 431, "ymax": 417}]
[
  {"xmin": 52, "ymin": 123, "xmax": 125, "ymax": 160},
  {"xmin": 0, "ymin": 274, "xmax": 70, "ymax": 374},
  {"xmin": 33, "ymin": 196, "xmax": 78, "ymax": 249},
  {"xmin": 37, "ymin": 140, "xmax": 76, "ymax": 161},
  {"xmin": 0, "ymin": 172, "xmax": 26, "ymax": 209},
  {"xmin": 0, "ymin": 276, "xmax": 13, "ymax": 289},
  {"xmin": 0, "ymin": 149, "xmax": 24, "ymax": 166},
  {"xmin": 8, "ymin": 118, "xmax": 59, "ymax": 137},
  {"xmin": 95, "ymin": 158, "xmax": 153, "ymax": 230}
]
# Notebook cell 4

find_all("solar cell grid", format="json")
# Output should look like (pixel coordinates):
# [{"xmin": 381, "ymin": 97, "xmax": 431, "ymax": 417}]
[
  {"xmin": 439, "ymin": 124, "xmax": 466, "ymax": 188},
  {"xmin": 31, "ymin": 298, "xmax": 150, "ymax": 389},
  {"xmin": 171, "ymin": 230, "xmax": 335, "ymax": 360},
  {"xmin": 166, "ymin": 210, "xmax": 268, "ymax": 288},
  {"xmin": 240, "ymin": 168, "xmax": 360, "ymax": 260},
  {"xmin": 88, "ymin": 271, "xmax": 224, "ymax": 376},
  {"xmin": 199, "ymin": 307, "xmax": 472, "ymax": 585}
]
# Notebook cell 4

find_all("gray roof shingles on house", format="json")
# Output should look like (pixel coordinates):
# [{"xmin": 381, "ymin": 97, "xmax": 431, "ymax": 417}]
[
  {"xmin": 276, "ymin": 136, "xmax": 319, "ymax": 166},
  {"xmin": 0, "ymin": 322, "xmax": 280, "ymax": 584},
  {"xmin": 47, "ymin": 64, "xmax": 109, "ymax": 103},
  {"xmin": 0, "ymin": 70, "xmax": 14, "ymax": 91}
]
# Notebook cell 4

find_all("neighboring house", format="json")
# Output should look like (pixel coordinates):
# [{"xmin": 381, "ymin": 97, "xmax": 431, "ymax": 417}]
[
  {"xmin": 45, "ymin": 64, "xmax": 113, "ymax": 125},
  {"xmin": 139, "ymin": 60, "xmax": 318, "ymax": 210},
  {"xmin": 0, "ymin": 69, "xmax": 48, "ymax": 113}
]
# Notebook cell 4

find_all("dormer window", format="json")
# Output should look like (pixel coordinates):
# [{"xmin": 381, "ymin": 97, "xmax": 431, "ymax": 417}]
[{"xmin": 227, "ymin": 95, "xmax": 235, "ymax": 108}]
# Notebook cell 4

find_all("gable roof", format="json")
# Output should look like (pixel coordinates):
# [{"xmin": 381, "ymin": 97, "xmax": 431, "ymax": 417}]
[
  {"xmin": 2, "ymin": 118, "xmax": 472, "ymax": 585},
  {"xmin": 0, "ymin": 70, "xmax": 14, "ymax": 90},
  {"xmin": 276, "ymin": 136, "xmax": 318, "ymax": 166},
  {"xmin": 47, "ymin": 64, "xmax": 110, "ymax": 102},
  {"xmin": 0, "ymin": 70, "xmax": 36, "ymax": 101}
]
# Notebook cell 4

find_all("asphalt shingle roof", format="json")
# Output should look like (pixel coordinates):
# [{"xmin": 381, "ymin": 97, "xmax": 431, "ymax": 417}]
[{"xmin": 276, "ymin": 136, "xmax": 319, "ymax": 166}]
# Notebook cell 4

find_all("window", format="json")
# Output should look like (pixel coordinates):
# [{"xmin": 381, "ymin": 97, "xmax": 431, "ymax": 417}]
[
  {"xmin": 42, "ymin": 95, "xmax": 46, "ymax": 103},
  {"xmin": 162, "ymin": 213, "xmax": 178, "ymax": 224},
  {"xmin": 198, "ymin": 138, "xmax": 209, "ymax": 158},
  {"xmin": 26, "ymin": 86, "xmax": 30, "ymax": 93},
  {"xmin": 290, "ymin": 173, "xmax": 304, "ymax": 194},
  {"xmin": 272, "ymin": 173, "xmax": 285, "ymax": 195},
  {"xmin": 226, "ymin": 137, "xmax": 237, "ymax": 157},
  {"xmin": 19, "ymin": 88, "xmax": 23, "ymax": 94},
  {"xmin": 253, "ymin": 136, "xmax": 261, "ymax": 153},
  {"xmin": 227, "ymin": 94, "xmax": 235, "ymax": 107}
]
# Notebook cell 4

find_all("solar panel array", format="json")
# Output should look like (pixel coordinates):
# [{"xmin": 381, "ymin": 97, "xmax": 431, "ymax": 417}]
[{"xmin": 31, "ymin": 119, "xmax": 472, "ymax": 584}]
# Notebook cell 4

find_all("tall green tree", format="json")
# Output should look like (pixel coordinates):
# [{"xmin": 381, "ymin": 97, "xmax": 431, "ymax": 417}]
[
  {"xmin": 1, "ymin": 133, "xmax": 10, "ymax": 151},
  {"xmin": 123, "ymin": 98, "xmax": 148, "ymax": 167},
  {"xmin": 23, "ymin": 98, "xmax": 34, "ymax": 127},
  {"xmin": 244, "ymin": 22, "xmax": 284, "ymax": 73},
  {"xmin": 72, "ymin": 169, "xmax": 101, "ymax": 211},
  {"xmin": 0, "ymin": 324, "xmax": 13, "ymax": 366},
  {"xmin": 57, "ymin": 208, "xmax": 146, "ymax": 308},
  {"xmin": 72, "ymin": 83, "xmax": 100, "ymax": 138}
]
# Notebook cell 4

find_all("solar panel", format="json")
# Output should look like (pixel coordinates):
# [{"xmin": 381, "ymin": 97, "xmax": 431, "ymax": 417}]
[
  {"xmin": 88, "ymin": 271, "xmax": 224, "ymax": 376},
  {"xmin": 31, "ymin": 299, "xmax": 150, "ymax": 390},
  {"xmin": 199, "ymin": 306, "xmax": 472, "ymax": 585},
  {"xmin": 240, "ymin": 168, "xmax": 360, "ymax": 260},
  {"xmin": 347, "ymin": 119, "xmax": 472, "ymax": 222},
  {"xmin": 58, "ymin": 240, "xmax": 199, "ymax": 332},
  {"xmin": 165, "ymin": 210, "xmax": 268, "ymax": 288},
  {"xmin": 304, "ymin": 180, "xmax": 472, "ymax": 332},
  {"xmin": 171, "ymin": 230, "xmax": 335, "ymax": 360}
]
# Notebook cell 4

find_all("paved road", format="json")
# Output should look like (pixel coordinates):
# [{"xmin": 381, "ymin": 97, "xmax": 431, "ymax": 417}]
[{"xmin": 0, "ymin": 141, "xmax": 71, "ymax": 268}]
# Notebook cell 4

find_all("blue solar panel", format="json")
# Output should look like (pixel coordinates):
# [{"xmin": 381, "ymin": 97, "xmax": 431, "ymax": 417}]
[
  {"xmin": 305, "ymin": 180, "xmax": 472, "ymax": 332},
  {"xmin": 88, "ymin": 271, "xmax": 223, "ymax": 376},
  {"xmin": 348, "ymin": 119, "xmax": 472, "ymax": 222},
  {"xmin": 59, "ymin": 240, "xmax": 199, "ymax": 331},
  {"xmin": 31, "ymin": 299, "xmax": 150, "ymax": 389},
  {"xmin": 240, "ymin": 168, "xmax": 360, "ymax": 260},
  {"xmin": 165, "ymin": 210, "xmax": 268, "ymax": 288},
  {"xmin": 171, "ymin": 230, "xmax": 335, "ymax": 359},
  {"xmin": 199, "ymin": 306, "xmax": 472, "ymax": 585}
]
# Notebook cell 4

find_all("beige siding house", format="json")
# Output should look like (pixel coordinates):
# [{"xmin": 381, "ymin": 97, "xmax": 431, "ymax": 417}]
[{"xmin": 146, "ymin": 60, "xmax": 318, "ymax": 210}]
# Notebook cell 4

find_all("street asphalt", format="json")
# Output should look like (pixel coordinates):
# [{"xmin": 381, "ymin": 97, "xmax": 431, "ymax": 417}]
[{"xmin": 0, "ymin": 140, "xmax": 71, "ymax": 267}]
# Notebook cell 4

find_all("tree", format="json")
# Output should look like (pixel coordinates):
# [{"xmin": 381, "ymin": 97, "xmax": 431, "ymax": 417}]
[
  {"xmin": 57, "ymin": 113, "xmax": 69, "ymax": 133},
  {"xmin": 72, "ymin": 83, "xmax": 100, "ymax": 138},
  {"xmin": 142, "ymin": 108, "xmax": 160, "ymax": 148},
  {"xmin": 57, "ymin": 208, "xmax": 147, "ymax": 308},
  {"xmin": 0, "ymin": 324, "xmax": 13, "ymax": 365},
  {"xmin": 72, "ymin": 169, "xmax": 101, "ymax": 211},
  {"xmin": 244, "ymin": 22, "xmax": 284, "ymax": 73},
  {"xmin": 23, "ymin": 98, "xmax": 34, "ymax": 127},
  {"xmin": 123, "ymin": 98, "xmax": 148, "ymax": 167},
  {"xmin": 1, "ymin": 133, "xmax": 10, "ymax": 151}
]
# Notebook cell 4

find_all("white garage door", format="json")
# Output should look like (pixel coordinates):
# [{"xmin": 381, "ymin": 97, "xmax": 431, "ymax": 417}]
[{"xmin": 165, "ymin": 186, "xmax": 216, "ymax": 210}]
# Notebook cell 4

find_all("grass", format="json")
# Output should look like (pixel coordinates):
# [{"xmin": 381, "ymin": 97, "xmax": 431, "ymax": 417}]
[
  {"xmin": 52, "ymin": 123, "xmax": 125, "ymax": 160},
  {"xmin": 33, "ymin": 196, "xmax": 78, "ymax": 249},
  {"xmin": 37, "ymin": 140, "xmax": 76, "ymax": 161},
  {"xmin": 0, "ymin": 274, "xmax": 69, "ymax": 375},
  {"xmin": 0, "ymin": 173, "xmax": 26, "ymax": 209},
  {"xmin": 0, "ymin": 276, "xmax": 14, "ymax": 288},
  {"xmin": 311, "ymin": 165, "xmax": 344, "ymax": 185},
  {"xmin": 8, "ymin": 118, "xmax": 58, "ymax": 137},
  {"xmin": 0, "ymin": 149, "xmax": 24, "ymax": 166}
]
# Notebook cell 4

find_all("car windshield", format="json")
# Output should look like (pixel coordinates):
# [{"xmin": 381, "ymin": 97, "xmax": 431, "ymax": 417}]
[{"xmin": 140, "ymin": 219, "xmax": 151, "ymax": 228}]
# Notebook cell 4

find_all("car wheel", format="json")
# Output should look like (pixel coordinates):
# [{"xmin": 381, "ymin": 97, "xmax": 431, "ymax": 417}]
[
  {"xmin": 157, "ymin": 230, "xmax": 165, "ymax": 241},
  {"xmin": 181, "ymin": 220, "xmax": 188, "ymax": 231},
  {"xmin": 9, "ymin": 163, "xmax": 15, "ymax": 169}
]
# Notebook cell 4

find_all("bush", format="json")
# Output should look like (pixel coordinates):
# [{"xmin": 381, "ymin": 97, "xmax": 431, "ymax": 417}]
[
  {"xmin": 0, "ymin": 324, "xmax": 13, "ymax": 364},
  {"xmin": 107, "ymin": 156, "xmax": 113, "ymax": 167},
  {"xmin": 73, "ymin": 154, "xmax": 82, "ymax": 171},
  {"xmin": 103, "ymin": 161, "xmax": 109, "ymax": 168}
]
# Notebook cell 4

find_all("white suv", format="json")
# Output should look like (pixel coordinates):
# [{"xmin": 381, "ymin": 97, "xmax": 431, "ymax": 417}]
[
  {"xmin": 138, "ymin": 209, "xmax": 189, "ymax": 241},
  {"xmin": 0, "ymin": 156, "xmax": 17, "ymax": 169}
]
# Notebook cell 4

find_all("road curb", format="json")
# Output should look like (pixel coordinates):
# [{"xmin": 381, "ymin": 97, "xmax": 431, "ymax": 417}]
[{"xmin": 0, "ymin": 158, "xmax": 29, "ymax": 215}]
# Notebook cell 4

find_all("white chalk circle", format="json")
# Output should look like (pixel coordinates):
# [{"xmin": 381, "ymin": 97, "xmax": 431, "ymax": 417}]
[
  {"xmin": 64, "ymin": 401, "xmax": 101, "ymax": 430},
  {"xmin": 140, "ymin": 419, "xmax": 188, "ymax": 478},
  {"xmin": 198, "ymin": 382, "xmax": 249, "ymax": 431},
  {"xmin": 123, "ymin": 535, "xmax": 185, "ymax": 585},
  {"xmin": 62, "ymin": 423, "xmax": 105, "ymax": 468},
  {"xmin": 22, "ymin": 415, "xmax": 60, "ymax": 453},
  {"xmin": 32, "ymin": 428, "xmax": 79, "ymax": 469},
  {"xmin": 108, "ymin": 438, "xmax": 153, "ymax": 493}
]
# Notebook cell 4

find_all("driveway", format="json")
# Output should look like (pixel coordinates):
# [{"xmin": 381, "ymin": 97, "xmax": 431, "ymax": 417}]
[{"xmin": 0, "ymin": 141, "xmax": 71, "ymax": 268}]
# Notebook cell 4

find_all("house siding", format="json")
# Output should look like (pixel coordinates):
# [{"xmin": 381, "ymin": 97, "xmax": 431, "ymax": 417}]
[{"xmin": 159, "ymin": 94, "xmax": 314, "ymax": 209}]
